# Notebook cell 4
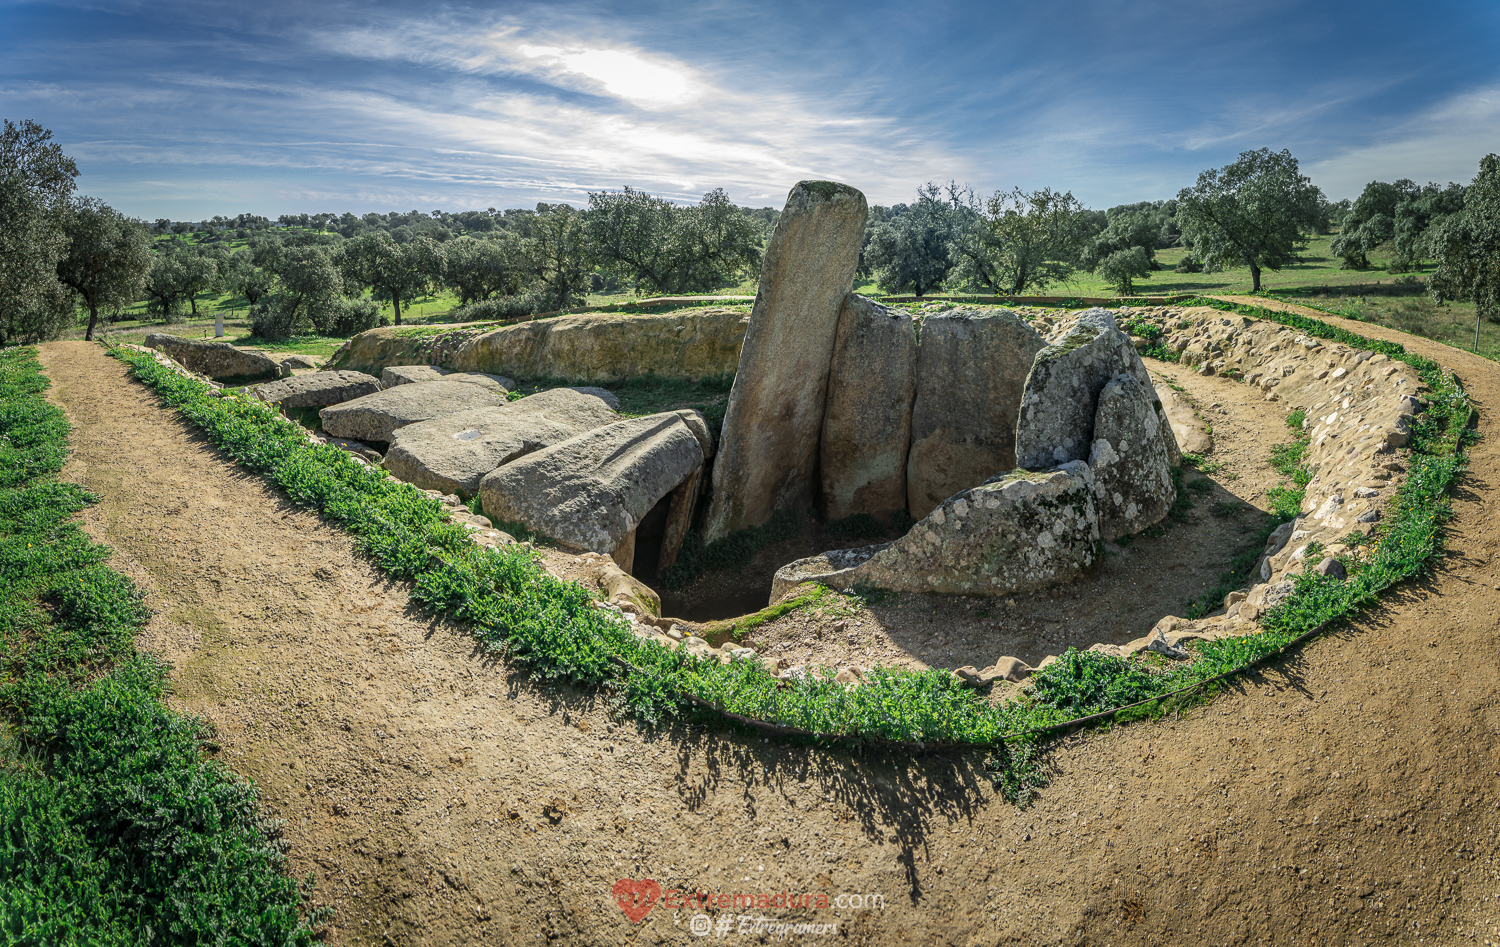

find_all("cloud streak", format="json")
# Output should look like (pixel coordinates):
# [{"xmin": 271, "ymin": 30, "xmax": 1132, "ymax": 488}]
[{"xmin": 3, "ymin": 0, "xmax": 1497, "ymax": 217}]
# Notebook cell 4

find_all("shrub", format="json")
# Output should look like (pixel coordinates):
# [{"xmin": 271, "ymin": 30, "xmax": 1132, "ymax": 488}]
[
  {"xmin": 319, "ymin": 296, "xmax": 384, "ymax": 338},
  {"xmin": 451, "ymin": 290, "xmax": 546, "ymax": 322}
]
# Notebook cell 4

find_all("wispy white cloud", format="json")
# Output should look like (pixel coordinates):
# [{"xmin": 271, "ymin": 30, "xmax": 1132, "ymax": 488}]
[{"xmin": 1305, "ymin": 86, "xmax": 1500, "ymax": 197}]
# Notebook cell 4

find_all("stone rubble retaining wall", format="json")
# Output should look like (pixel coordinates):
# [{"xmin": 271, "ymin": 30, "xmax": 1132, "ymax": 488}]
[
  {"xmin": 328, "ymin": 306, "xmax": 750, "ymax": 382},
  {"xmin": 1026, "ymin": 304, "xmax": 1428, "ymax": 670}
]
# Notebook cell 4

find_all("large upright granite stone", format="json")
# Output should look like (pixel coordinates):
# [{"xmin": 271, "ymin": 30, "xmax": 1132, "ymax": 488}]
[
  {"xmin": 819, "ymin": 295, "xmax": 916, "ymax": 520},
  {"xmin": 252, "ymin": 370, "xmax": 381, "ymax": 408},
  {"xmin": 702, "ymin": 181, "xmax": 868, "ymax": 541},
  {"xmin": 1013, "ymin": 309, "xmax": 1154, "ymax": 470},
  {"xmin": 906, "ymin": 309, "xmax": 1046, "ymax": 518},
  {"xmin": 319, "ymin": 379, "xmax": 509, "ymax": 442},
  {"xmin": 479, "ymin": 412, "xmax": 706, "ymax": 553},
  {"xmin": 382, "ymin": 388, "xmax": 619, "ymax": 498},
  {"xmin": 774, "ymin": 462, "xmax": 1100, "ymax": 597},
  {"xmin": 1088, "ymin": 374, "xmax": 1176, "ymax": 541},
  {"xmin": 142, "ymin": 334, "xmax": 284, "ymax": 380}
]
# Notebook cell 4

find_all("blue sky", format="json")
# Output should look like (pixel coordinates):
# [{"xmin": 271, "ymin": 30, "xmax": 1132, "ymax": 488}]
[{"xmin": 3, "ymin": 0, "xmax": 1498, "ymax": 220}]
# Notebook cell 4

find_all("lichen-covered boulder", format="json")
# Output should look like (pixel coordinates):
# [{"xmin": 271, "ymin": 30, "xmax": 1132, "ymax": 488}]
[
  {"xmin": 704, "ymin": 181, "xmax": 868, "ymax": 541},
  {"xmin": 142, "ymin": 334, "xmax": 285, "ymax": 380},
  {"xmin": 1088, "ymin": 374, "xmax": 1176, "ymax": 541},
  {"xmin": 318, "ymin": 379, "xmax": 509, "ymax": 442},
  {"xmin": 382, "ymin": 388, "xmax": 619, "ymax": 498},
  {"xmin": 906, "ymin": 308, "xmax": 1045, "ymax": 518},
  {"xmin": 819, "ymin": 295, "xmax": 916, "ymax": 520},
  {"xmin": 779, "ymin": 461, "xmax": 1100, "ymax": 597},
  {"xmin": 479, "ymin": 412, "xmax": 705, "ymax": 553},
  {"xmin": 252, "ymin": 370, "xmax": 382, "ymax": 408},
  {"xmin": 1014, "ymin": 309, "xmax": 1153, "ymax": 470}
]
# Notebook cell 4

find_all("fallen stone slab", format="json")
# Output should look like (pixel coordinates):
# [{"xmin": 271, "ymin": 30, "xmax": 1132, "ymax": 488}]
[
  {"xmin": 252, "ymin": 370, "xmax": 382, "ymax": 409},
  {"xmin": 569, "ymin": 386, "xmax": 620, "ymax": 411},
  {"xmin": 775, "ymin": 461, "xmax": 1100, "ymax": 597},
  {"xmin": 381, "ymin": 364, "xmax": 452, "ymax": 386},
  {"xmin": 819, "ymin": 294, "xmax": 916, "ymax": 520},
  {"xmin": 1088, "ymin": 373, "xmax": 1176, "ymax": 541},
  {"xmin": 446, "ymin": 372, "xmax": 514, "ymax": 391},
  {"xmin": 906, "ymin": 308, "xmax": 1045, "ymax": 518},
  {"xmin": 142, "ymin": 334, "xmax": 285, "ymax": 381},
  {"xmin": 1155, "ymin": 382, "xmax": 1211, "ymax": 456},
  {"xmin": 704, "ymin": 181, "xmax": 868, "ymax": 541},
  {"xmin": 382, "ymin": 388, "xmax": 619, "ymax": 497},
  {"xmin": 319, "ymin": 379, "xmax": 510, "ymax": 442},
  {"xmin": 480, "ymin": 412, "xmax": 705, "ymax": 554},
  {"xmin": 280, "ymin": 354, "xmax": 321, "ymax": 371}
]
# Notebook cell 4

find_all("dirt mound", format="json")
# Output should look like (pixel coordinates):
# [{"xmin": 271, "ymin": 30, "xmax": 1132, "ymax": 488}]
[{"xmin": 37, "ymin": 313, "xmax": 1500, "ymax": 945}]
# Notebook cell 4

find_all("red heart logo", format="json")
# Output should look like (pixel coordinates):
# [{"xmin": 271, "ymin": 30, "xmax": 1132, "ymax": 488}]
[{"xmin": 612, "ymin": 878, "xmax": 662, "ymax": 923}]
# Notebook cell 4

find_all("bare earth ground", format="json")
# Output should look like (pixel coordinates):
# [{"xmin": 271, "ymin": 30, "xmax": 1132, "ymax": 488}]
[
  {"xmin": 712, "ymin": 360, "xmax": 1288, "ymax": 675},
  {"xmin": 34, "ymin": 322, "xmax": 1500, "ymax": 947}
]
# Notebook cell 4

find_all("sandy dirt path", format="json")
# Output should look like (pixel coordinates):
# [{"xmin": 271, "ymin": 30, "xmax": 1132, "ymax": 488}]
[{"xmin": 35, "ymin": 327, "xmax": 1500, "ymax": 946}]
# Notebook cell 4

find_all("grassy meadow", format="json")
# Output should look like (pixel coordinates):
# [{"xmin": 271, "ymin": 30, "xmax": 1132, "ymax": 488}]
[{"xmin": 60, "ymin": 230, "xmax": 1500, "ymax": 364}]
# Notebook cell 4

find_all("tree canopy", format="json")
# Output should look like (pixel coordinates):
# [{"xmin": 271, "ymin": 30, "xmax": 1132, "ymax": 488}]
[
  {"xmin": 864, "ymin": 183, "xmax": 971, "ymax": 297},
  {"xmin": 951, "ymin": 187, "xmax": 1090, "ymax": 295},
  {"xmin": 340, "ymin": 231, "xmax": 444, "ymax": 325},
  {"xmin": 1430, "ymin": 154, "xmax": 1500, "ymax": 334},
  {"xmin": 0, "ymin": 119, "xmax": 79, "ymax": 344},
  {"xmin": 585, "ymin": 187, "xmax": 761, "ymax": 295},
  {"xmin": 1175, "ymin": 148, "xmax": 1323, "ymax": 292},
  {"xmin": 1330, "ymin": 179, "xmax": 1416, "ymax": 269},
  {"xmin": 55, "ymin": 197, "xmax": 152, "ymax": 340}
]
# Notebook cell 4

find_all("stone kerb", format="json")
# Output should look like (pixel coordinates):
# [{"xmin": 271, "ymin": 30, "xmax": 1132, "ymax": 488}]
[
  {"xmin": 703, "ymin": 180, "xmax": 868, "ymax": 541},
  {"xmin": 143, "ymin": 334, "xmax": 285, "ymax": 381},
  {"xmin": 330, "ymin": 308, "xmax": 750, "ymax": 382},
  {"xmin": 1092, "ymin": 305, "xmax": 1428, "ymax": 649}
]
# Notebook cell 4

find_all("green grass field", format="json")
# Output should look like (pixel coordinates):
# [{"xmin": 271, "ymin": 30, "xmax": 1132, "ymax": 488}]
[{"xmin": 60, "ymin": 231, "xmax": 1499, "ymax": 363}]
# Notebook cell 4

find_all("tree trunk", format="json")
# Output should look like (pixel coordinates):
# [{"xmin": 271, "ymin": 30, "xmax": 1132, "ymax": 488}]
[
  {"xmin": 189, "ymin": 293, "xmax": 199, "ymax": 317},
  {"xmin": 392, "ymin": 293, "xmax": 402, "ymax": 326},
  {"xmin": 84, "ymin": 301, "xmax": 99, "ymax": 342},
  {"xmin": 1250, "ymin": 265, "xmax": 1262, "ymax": 292}
]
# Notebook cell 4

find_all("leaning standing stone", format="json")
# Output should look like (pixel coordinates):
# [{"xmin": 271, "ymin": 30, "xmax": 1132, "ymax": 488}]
[
  {"xmin": 702, "ymin": 181, "xmax": 867, "ymax": 541},
  {"xmin": 819, "ymin": 295, "xmax": 916, "ymax": 520},
  {"xmin": 1087, "ymin": 373, "xmax": 1176, "ymax": 540},
  {"xmin": 906, "ymin": 309, "xmax": 1045, "ymax": 518}
]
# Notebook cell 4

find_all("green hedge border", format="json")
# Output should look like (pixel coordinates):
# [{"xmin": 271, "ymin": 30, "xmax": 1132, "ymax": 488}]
[
  {"xmin": 107, "ymin": 299, "xmax": 1472, "ymax": 794},
  {"xmin": 0, "ymin": 347, "xmax": 321, "ymax": 943}
]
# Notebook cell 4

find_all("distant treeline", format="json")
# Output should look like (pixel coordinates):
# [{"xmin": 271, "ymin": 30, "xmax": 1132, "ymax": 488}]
[{"xmin": 4, "ymin": 115, "xmax": 1499, "ymax": 345}]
